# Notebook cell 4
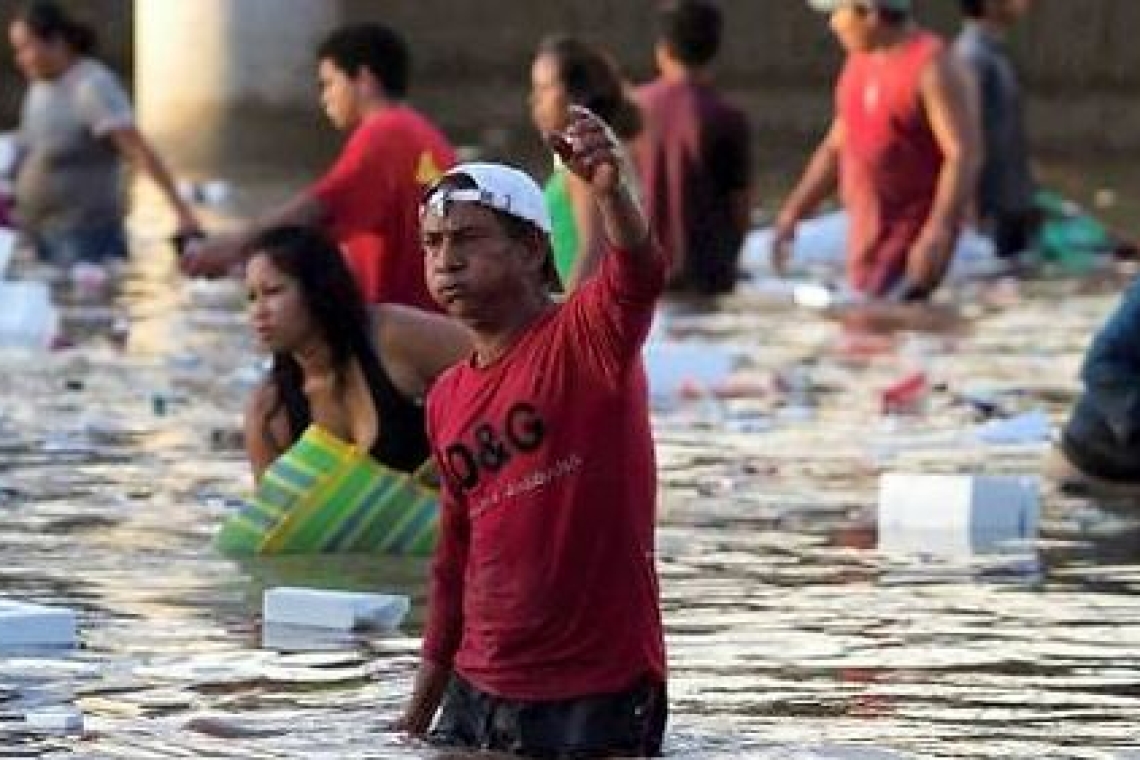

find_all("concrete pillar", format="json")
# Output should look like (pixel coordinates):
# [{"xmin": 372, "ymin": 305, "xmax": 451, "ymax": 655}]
[{"xmin": 135, "ymin": 0, "xmax": 340, "ymax": 168}]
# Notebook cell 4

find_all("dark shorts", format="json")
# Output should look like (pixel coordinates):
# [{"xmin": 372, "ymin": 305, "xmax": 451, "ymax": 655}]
[
  {"xmin": 1061, "ymin": 395, "xmax": 1140, "ymax": 483},
  {"xmin": 992, "ymin": 211, "xmax": 1038, "ymax": 259},
  {"xmin": 430, "ymin": 674, "xmax": 667, "ymax": 758},
  {"xmin": 34, "ymin": 222, "xmax": 129, "ymax": 265}
]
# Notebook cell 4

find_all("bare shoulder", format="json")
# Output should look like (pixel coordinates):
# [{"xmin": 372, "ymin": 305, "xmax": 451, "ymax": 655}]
[
  {"xmin": 924, "ymin": 47, "xmax": 971, "ymax": 92},
  {"xmin": 376, "ymin": 303, "xmax": 467, "ymax": 341},
  {"xmin": 372, "ymin": 304, "xmax": 472, "ymax": 392},
  {"xmin": 245, "ymin": 379, "xmax": 279, "ymax": 419}
]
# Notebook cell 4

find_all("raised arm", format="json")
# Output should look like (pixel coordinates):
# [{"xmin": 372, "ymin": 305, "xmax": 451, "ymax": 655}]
[
  {"xmin": 906, "ymin": 51, "xmax": 981, "ymax": 293},
  {"xmin": 548, "ymin": 107, "xmax": 667, "ymax": 382},
  {"xmin": 551, "ymin": 106, "xmax": 654, "ymax": 266},
  {"xmin": 562, "ymin": 172, "xmax": 606, "ymax": 291}
]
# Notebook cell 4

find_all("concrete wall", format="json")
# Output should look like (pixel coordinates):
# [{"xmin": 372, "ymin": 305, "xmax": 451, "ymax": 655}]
[
  {"xmin": 134, "ymin": 0, "xmax": 338, "ymax": 167},
  {"xmin": 351, "ymin": 0, "xmax": 1140, "ymax": 165},
  {"xmin": 2, "ymin": 0, "xmax": 1139, "ymax": 170}
]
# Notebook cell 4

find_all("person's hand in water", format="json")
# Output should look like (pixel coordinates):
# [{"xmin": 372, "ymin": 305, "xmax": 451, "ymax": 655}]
[
  {"xmin": 770, "ymin": 207, "xmax": 798, "ymax": 276},
  {"xmin": 906, "ymin": 223, "xmax": 954, "ymax": 296}
]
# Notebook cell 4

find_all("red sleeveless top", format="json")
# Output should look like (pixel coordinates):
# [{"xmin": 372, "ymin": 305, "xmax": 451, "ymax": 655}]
[{"xmin": 837, "ymin": 31, "xmax": 946, "ymax": 295}]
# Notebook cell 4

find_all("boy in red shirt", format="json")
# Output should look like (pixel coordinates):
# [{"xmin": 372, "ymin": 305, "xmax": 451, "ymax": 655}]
[
  {"xmin": 395, "ymin": 107, "xmax": 668, "ymax": 757},
  {"xmin": 184, "ymin": 23, "xmax": 454, "ymax": 309}
]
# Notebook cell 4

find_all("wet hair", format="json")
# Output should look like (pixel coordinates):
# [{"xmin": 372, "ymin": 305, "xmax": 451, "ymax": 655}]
[
  {"xmin": 13, "ymin": 1, "xmax": 97, "ymax": 56},
  {"xmin": 317, "ymin": 23, "xmax": 410, "ymax": 99},
  {"xmin": 246, "ymin": 225, "xmax": 383, "ymax": 445},
  {"xmin": 959, "ymin": 0, "xmax": 988, "ymax": 18},
  {"xmin": 658, "ymin": 0, "xmax": 722, "ymax": 68},
  {"xmin": 426, "ymin": 173, "xmax": 560, "ymax": 289},
  {"xmin": 537, "ymin": 36, "xmax": 642, "ymax": 141}
]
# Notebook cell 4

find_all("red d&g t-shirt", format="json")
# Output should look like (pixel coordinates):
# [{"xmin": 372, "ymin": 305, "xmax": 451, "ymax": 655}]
[{"xmin": 423, "ymin": 242, "xmax": 668, "ymax": 701}]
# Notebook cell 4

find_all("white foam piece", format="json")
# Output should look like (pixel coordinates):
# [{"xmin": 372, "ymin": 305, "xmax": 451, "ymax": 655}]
[
  {"xmin": 877, "ymin": 474, "xmax": 1040, "ymax": 556},
  {"xmin": 0, "ymin": 599, "xmax": 77, "ymax": 648},
  {"xmin": 745, "ymin": 277, "xmax": 853, "ymax": 310},
  {"xmin": 743, "ymin": 211, "xmax": 1002, "ymax": 282},
  {"xmin": 643, "ymin": 341, "xmax": 736, "ymax": 399},
  {"xmin": 0, "ymin": 131, "xmax": 18, "ymax": 176},
  {"xmin": 24, "ymin": 707, "xmax": 84, "ymax": 732},
  {"xmin": 0, "ymin": 281, "xmax": 59, "ymax": 350},
  {"xmin": 0, "ymin": 226, "xmax": 16, "ymax": 278},
  {"xmin": 973, "ymin": 410, "xmax": 1053, "ymax": 445},
  {"xmin": 201, "ymin": 180, "xmax": 231, "ymax": 205},
  {"xmin": 263, "ymin": 587, "xmax": 410, "ymax": 631}
]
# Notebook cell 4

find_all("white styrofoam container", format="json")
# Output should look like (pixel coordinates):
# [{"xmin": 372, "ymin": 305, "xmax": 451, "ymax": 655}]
[
  {"xmin": 0, "ymin": 281, "xmax": 59, "ymax": 350},
  {"xmin": 643, "ymin": 341, "xmax": 735, "ymax": 399},
  {"xmin": 877, "ymin": 474, "xmax": 1040, "ymax": 556},
  {"xmin": 24, "ymin": 708, "xmax": 84, "ymax": 732},
  {"xmin": 0, "ymin": 131, "xmax": 18, "ymax": 176},
  {"xmin": 0, "ymin": 226, "xmax": 16, "ymax": 278},
  {"xmin": 0, "ymin": 599, "xmax": 77, "ymax": 648},
  {"xmin": 263, "ymin": 587, "xmax": 410, "ymax": 631}
]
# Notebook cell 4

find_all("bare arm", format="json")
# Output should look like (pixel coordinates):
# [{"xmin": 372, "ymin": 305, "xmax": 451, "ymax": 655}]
[
  {"xmin": 922, "ymin": 52, "xmax": 979, "ymax": 239},
  {"xmin": 396, "ymin": 475, "xmax": 469, "ymax": 735},
  {"xmin": 243, "ymin": 381, "xmax": 289, "ymax": 483},
  {"xmin": 553, "ymin": 106, "xmax": 654, "ymax": 265},
  {"xmin": 181, "ymin": 192, "xmax": 326, "ymax": 276},
  {"xmin": 373, "ymin": 305, "xmax": 473, "ymax": 398},
  {"xmin": 395, "ymin": 659, "xmax": 451, "ymax": 735},
  {"xmin": 109, "ymin": 126, "xmax": 201, "ymax": 233},
  {"xmin": 781, "ymin": 119, "xmax": 842, "ymax": 225},
  {"xmin": 906, "ymin": 51, "xmax": 981, "ymax": 291},
  {"xmin": 564, "ymin": 172, "xmax": 606, "ymax": 291},
  {"xmin": 772, "ymin": 119, "xmax": 842, "ymax": 271}
]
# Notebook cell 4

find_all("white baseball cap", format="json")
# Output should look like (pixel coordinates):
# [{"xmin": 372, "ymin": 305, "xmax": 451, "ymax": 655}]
[
  {"xmin": 807, "ymin": 0, "xmax": 911, "ymax": 11},
  {"xmin": 422, "ymin": 162, "xmax": 552, "ymax": 235}
]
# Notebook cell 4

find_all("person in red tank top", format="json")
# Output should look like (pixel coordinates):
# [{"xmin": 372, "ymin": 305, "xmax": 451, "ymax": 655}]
[
  {"xmin": 183, "ymin": 23, "xmax": 455, "ymax": 310},
  {"xmin": 394, "ymin": 108, "xmax": 668, "ymax": 757},
  {"xmin": 773, "ymin": 0, "xmax": 979, "ymax": 299}
]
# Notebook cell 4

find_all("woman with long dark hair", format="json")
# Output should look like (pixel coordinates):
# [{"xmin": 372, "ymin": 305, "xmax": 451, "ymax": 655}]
[
  {"xmin": 242, "ymin": 225, "xmax": 469, "ymax": 481},
  {"xmin": 7, "ymin": 1, "xmax": 200, "ymax": 263},
  {"xmin": 530, "ymin": 36, "xmax": 642, "ymax": 292}
]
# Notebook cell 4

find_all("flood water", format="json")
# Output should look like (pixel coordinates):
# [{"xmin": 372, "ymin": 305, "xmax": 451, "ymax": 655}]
[{"xmin": 2, "ymin": 162, "xmax": 1140, "ymax": 759}]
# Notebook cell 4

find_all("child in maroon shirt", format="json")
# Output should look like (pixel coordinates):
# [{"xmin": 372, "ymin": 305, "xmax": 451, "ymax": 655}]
[{"xmin": 395, "ymin": 107, "xmax": 668, "ymax": 757}]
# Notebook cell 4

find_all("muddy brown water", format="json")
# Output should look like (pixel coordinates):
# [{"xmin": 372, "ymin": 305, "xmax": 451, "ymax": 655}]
[{"xmin": 2, "ymin": 165, "xmax": 1140, "ymax": 759}]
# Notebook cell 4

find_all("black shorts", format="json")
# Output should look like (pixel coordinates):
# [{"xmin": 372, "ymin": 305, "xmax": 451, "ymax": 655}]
[
  {"xmin": 430, "ymin": 674, "xmax": 667, "ymax": 758},
  {"xmin": 992, "ymin": 211, "xmax": 1038, "ymax": 259}
]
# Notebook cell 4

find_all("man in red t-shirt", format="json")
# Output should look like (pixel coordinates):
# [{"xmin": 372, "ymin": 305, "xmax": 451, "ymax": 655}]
[
  {"xmin": 183, "ymin": 23, "xmax": 455, "ymax": 309},
  {"xmin": 395, "ymin": 108, "xmax": 668, "ymax": 757},
  {"xmin": 772, "ymin": 0, "xmax": 978, "ymax": 300}
]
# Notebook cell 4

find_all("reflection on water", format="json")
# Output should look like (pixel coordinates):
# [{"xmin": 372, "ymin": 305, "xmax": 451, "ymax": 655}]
[{"xmin": 2, "ymin": 164, "xmax": 1140, "ymax": 758}]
